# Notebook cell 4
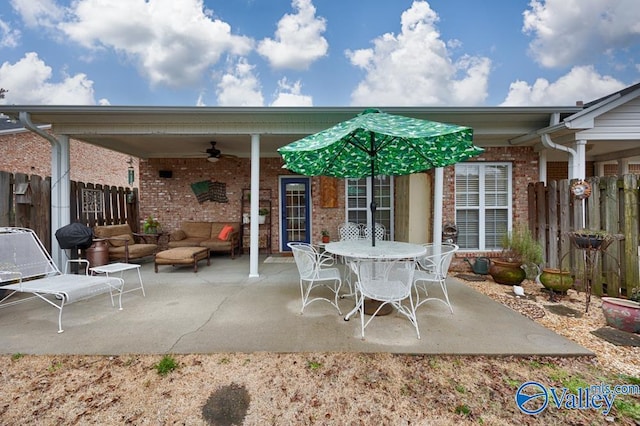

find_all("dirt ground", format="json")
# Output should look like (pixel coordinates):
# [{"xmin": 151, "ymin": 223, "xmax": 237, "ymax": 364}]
[{"xmin": 1, "ymin": 277, "xmax": 639, "ymax": 425}]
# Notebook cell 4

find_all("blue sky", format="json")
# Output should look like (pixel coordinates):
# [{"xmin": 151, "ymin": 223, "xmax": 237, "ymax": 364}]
[{"xmin": 0, "ymin": 0, "xmax": 638, "ymax": 107}]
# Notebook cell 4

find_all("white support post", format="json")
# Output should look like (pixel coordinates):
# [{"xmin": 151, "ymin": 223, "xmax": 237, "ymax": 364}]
[
  {"xmin": 433, "ymin": 167, "xmax": 443, "ymax": 246},
  {"xmin": 51, "ymin": 135, "xmax": 71, "ymax": 269},
  {"xmin": 573, "ymin": 140, "xmax": 587, "ymax": 180},
  {"xmin": 249, "ymin": 134, "xmax": 261, "ymax": 278}
]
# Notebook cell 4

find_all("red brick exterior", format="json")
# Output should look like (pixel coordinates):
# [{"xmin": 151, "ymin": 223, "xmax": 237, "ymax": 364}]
[
  {"xmin": 0, "ymin": 129, "xmax": 137, "ymax": 187},
  {"xmin": 441, "ymin": 146, "xmax": 538, "ymax": 227}
]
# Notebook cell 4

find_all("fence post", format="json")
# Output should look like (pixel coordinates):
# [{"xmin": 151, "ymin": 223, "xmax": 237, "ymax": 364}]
[{"xmin": 622, "ymin": 174, "xmax": 639, "ymax": 296}]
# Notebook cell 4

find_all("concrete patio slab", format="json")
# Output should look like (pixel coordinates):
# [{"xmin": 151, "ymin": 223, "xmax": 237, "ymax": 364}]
[{"xmin": 0, "ymin": 256, "xmax": 593, "ymax": 357}]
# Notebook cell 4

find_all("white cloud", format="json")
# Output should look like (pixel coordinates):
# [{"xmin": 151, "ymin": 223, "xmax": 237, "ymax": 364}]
[
  {"xmin": 0, "ymin": 52, "xmax": 99, "ymax": 104},
  {"xmin": 257, "ymin": 0, "xmax": 328, "ymax": 70},
  {"xmin": 523, "ymin": 0, "xmax": 640, "ymax": 68},
  {"xmin": 345, "ymin": 1, "xmax": 491, "ymax": 106},
  {"xmin": 216, "ymin": 58, "xmax": 264, "ymax": 106},
  {"xmin": 501, "ymin": 65, "xmax": 627, "ymax": 106},
  {"xmin": 270, "ymin": 78, "xmax": 312, "ymax": 106},
  {"xmin": 10, "ymin": 0, "xmax": 63, "ymax": 28},
  {"xmin": 0, "ymin": 18, "xmax": 21, "ymax": 48},
  {"xmin": 59, "ymin": 0, "xmax": 253, "ymax": 87}
]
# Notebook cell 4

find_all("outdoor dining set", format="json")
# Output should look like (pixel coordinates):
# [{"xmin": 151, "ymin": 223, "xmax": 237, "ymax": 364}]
[{"xmin": 288, "ymin": 223, "xmax": 458, "ymax": 340}]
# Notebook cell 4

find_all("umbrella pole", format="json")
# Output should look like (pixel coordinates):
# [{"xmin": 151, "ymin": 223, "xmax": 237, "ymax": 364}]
[{"xmin": 370, "ymin": 134, "xmax": 376, "ymax": 247}]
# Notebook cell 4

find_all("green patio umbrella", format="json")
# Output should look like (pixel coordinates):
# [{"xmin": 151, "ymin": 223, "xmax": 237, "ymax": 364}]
[{"xmin": 278, "ymin": 108, "xmax": 483, "ymax": 246}]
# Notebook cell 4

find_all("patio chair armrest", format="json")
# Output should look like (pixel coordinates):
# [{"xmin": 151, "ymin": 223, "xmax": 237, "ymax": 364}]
[
  {"xmin": 132, "ymin": 232, "xmax": 154, "ymax": 244},
  {"xmin": 228, "ymin": 231, "xmax": 240, "ymax": 246},
  {"xmin": 318, "ymin": 252, "xmax": 335, "ymax": 267}
]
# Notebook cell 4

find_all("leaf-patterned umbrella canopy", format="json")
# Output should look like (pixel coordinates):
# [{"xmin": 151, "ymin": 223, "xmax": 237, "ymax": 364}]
[
  {"xmin": 278, "ymin": 108, "xmax": 483, "ymax": 246},
  {"xmin": 278, "ymin": 108, "xmax": 482, "ymax": 179}
]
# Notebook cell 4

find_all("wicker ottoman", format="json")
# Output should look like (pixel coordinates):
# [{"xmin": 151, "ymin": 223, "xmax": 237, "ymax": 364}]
[{"xmin": 154, "ymin": 247, "xmax": 210, "ymax": 273}]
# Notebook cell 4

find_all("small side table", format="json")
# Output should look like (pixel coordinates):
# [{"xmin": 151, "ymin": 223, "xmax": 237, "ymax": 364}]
[{"xmin": 90, "ymin": 262, "xmax": 145, "ymax": 297}]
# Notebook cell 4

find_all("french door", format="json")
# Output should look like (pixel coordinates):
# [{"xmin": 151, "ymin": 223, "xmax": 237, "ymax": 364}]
[{"xmin": 280, "ymin": 177, "xmax": 311, "ymax": 251}]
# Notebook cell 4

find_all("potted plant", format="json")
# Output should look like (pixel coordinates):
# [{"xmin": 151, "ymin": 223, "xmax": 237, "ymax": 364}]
[
  {"xmin": 489, "ymin": 224, "xmax": 543, "ymax": 285},
  {"xmin": 258, "ymin": 208, "xmax": 269, "ymax": 224},
  {"xmin": 321, "ymin": 229, "xmax": 330, "ymax": 243},
  {"xmin": 143, "ymin": 215, "xmax": 160, "ymax": 234},
  {"xmin": 538, "ymin": 267, "xmax": 574, "ymax": 293}
]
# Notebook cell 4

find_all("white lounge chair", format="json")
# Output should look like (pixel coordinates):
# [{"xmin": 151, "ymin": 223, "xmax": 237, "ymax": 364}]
[{"xmin": 0, "ymin": 227, "xmax": 125, "ymax": 333}]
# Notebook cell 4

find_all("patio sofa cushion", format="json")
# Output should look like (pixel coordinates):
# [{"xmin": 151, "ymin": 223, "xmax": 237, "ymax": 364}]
[
  {"xmin": 93, "ymin": 224, "xmax": 158, "ymax": 263},
  {"xmin": 168, "ymin": 221, "xmax": 240, "ymax": 258}
]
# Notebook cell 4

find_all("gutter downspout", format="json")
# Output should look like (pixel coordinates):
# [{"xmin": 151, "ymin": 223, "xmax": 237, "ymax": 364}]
[
  {"xmin": 19, "ymin": 112, "xmax": 70, "ymax": 269},
  {"xmin": 539, "ymin": 112, "xmax": 583, "ymax": 180}
]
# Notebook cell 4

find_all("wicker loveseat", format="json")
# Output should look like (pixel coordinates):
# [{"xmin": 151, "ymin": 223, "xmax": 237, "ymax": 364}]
[
  {"xmin": 93, "ymin": 223, "xmax": 158, "ymax": 263},
  {"xmin": 168, "ymin": 221, "xmax": 240, "ymax": 258}
]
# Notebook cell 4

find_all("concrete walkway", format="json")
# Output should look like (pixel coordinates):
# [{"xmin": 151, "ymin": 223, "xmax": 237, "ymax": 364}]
[{"xmin": 0, "ymin": 255, "xmax": 592, "ymax": 356}]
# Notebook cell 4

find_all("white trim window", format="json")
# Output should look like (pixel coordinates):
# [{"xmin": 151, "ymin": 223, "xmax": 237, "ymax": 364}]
[
  {"xmin": 345, "ymin": 176, "xmax": 393, "ymax": 240},
  {"xmin": 455, "ymin": 163, "xmax": 511, "ymax": 250}
]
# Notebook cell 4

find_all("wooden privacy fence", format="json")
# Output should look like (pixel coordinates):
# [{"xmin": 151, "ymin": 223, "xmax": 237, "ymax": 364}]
[
  {"xmin": 528, "ymin": 175, "xmax": 639, "ymax": 297},
  {"xmin": 0, "ymin": 171, "xmax": 138, "ymax": 253}
]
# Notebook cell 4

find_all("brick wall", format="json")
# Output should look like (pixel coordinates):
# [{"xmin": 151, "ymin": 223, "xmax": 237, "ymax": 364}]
[
  {"xmin": 139, "ymin": 157, "xmax": 350, "ymax": 252},
  {"xmin": 0, "ymin": 129, "xmax": 138, "ymax": 187}
]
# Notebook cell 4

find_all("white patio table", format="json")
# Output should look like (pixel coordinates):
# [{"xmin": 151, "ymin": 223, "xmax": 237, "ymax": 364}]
[
  {"xmin": 324, "ymin": 240, "xmax": 426, "ymax": 260},
  {"xmin": 324, "ymin": 240, "xmax": 426, "ymax": 320}
]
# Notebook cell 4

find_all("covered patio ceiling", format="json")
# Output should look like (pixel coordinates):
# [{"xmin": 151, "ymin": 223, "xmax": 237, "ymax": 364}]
[{"xmin": 2, "ymin": 105, "xmax": 592, "ymax": 161}]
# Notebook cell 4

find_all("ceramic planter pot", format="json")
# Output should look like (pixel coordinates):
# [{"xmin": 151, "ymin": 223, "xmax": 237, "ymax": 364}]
[
  {"xmin": 601, "ymin": 297, "xmax": 640, "ymax": 333},
  {"xmin": 489, "ymin": 259, "xmax": 526, "ymax": 285},
  {"xmin": 538, "ymin": 268, "xmax": 574, "ymax": 293}
]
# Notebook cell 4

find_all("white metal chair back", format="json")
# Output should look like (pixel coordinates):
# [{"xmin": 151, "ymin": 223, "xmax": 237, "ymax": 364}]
[
  {"xmin": 354, "ymin": 259, "xmax": 420, "ymax": 339},
  {"xmin": 0, "ymin": 227, "xmax": 60, "ymax": 283},
  {"xmin": 338, "ymin": 222, "xmax": 362, "ymax": 241},
  {"xmin": 362, "ymin": 223, "xmax": 386, "ymax": 241},
  {"xmin": 287, "ymin": 242, "xmax": 342, "ymax": 315},
  {"xmin": 413, "ymin": 242, "xmax": 458, "ymax": 313}
]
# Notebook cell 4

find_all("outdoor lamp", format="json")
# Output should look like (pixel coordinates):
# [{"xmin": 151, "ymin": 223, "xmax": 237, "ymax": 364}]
[{"xmin": 127, "ymin": 157, "xmax": 135, "ymax": 185}]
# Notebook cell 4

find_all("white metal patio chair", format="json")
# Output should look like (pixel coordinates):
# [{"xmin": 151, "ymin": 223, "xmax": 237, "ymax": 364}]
[
  {"xmin": 337, "ymin": 222, "xmax": 364, "ymax": 296},
  {"xmin": 288, "ymin": 242, "xmax": 343, "ymax": 315},
  {"xmin": 354, "ymin": 259, "xmax": 419, "ymax": 339},
  {"xmin": 338, "ymin": 222, "xmax": 362, "ymax": 241},
  {"xmin": 362, "ymin": 222, "xmax": 386, "ymax": 241},
  {"xmin": 413, "ymin": 243, "xmax": 458, "ymax": 313}
]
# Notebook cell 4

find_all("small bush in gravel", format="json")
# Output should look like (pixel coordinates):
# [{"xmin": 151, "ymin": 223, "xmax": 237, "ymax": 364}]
[{"xmin": 154, "ymin": 354, "xmax": 178, "ymax": 376}]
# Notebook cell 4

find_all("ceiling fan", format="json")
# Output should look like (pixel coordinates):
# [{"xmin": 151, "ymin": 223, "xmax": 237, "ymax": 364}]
[
  {"xmin": 205, "ymin": 141, "xmax": 238, "ymax": 162},
  {"xmin": 206, "ymin": 141, "xmax": 222, "ymax": 162}
]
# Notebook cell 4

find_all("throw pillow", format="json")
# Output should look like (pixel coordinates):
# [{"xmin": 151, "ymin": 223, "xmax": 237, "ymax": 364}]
[
  {"xmin": 217, "ymin": 225, "xmax": 234, "ymax": 241},
  {"xmin": 170, "ymin": 229, "xmax": 186, "ymax": 241},
  {"xmin": 109, "ymin": 234, "xmax": 134, "ymax": 247}
]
